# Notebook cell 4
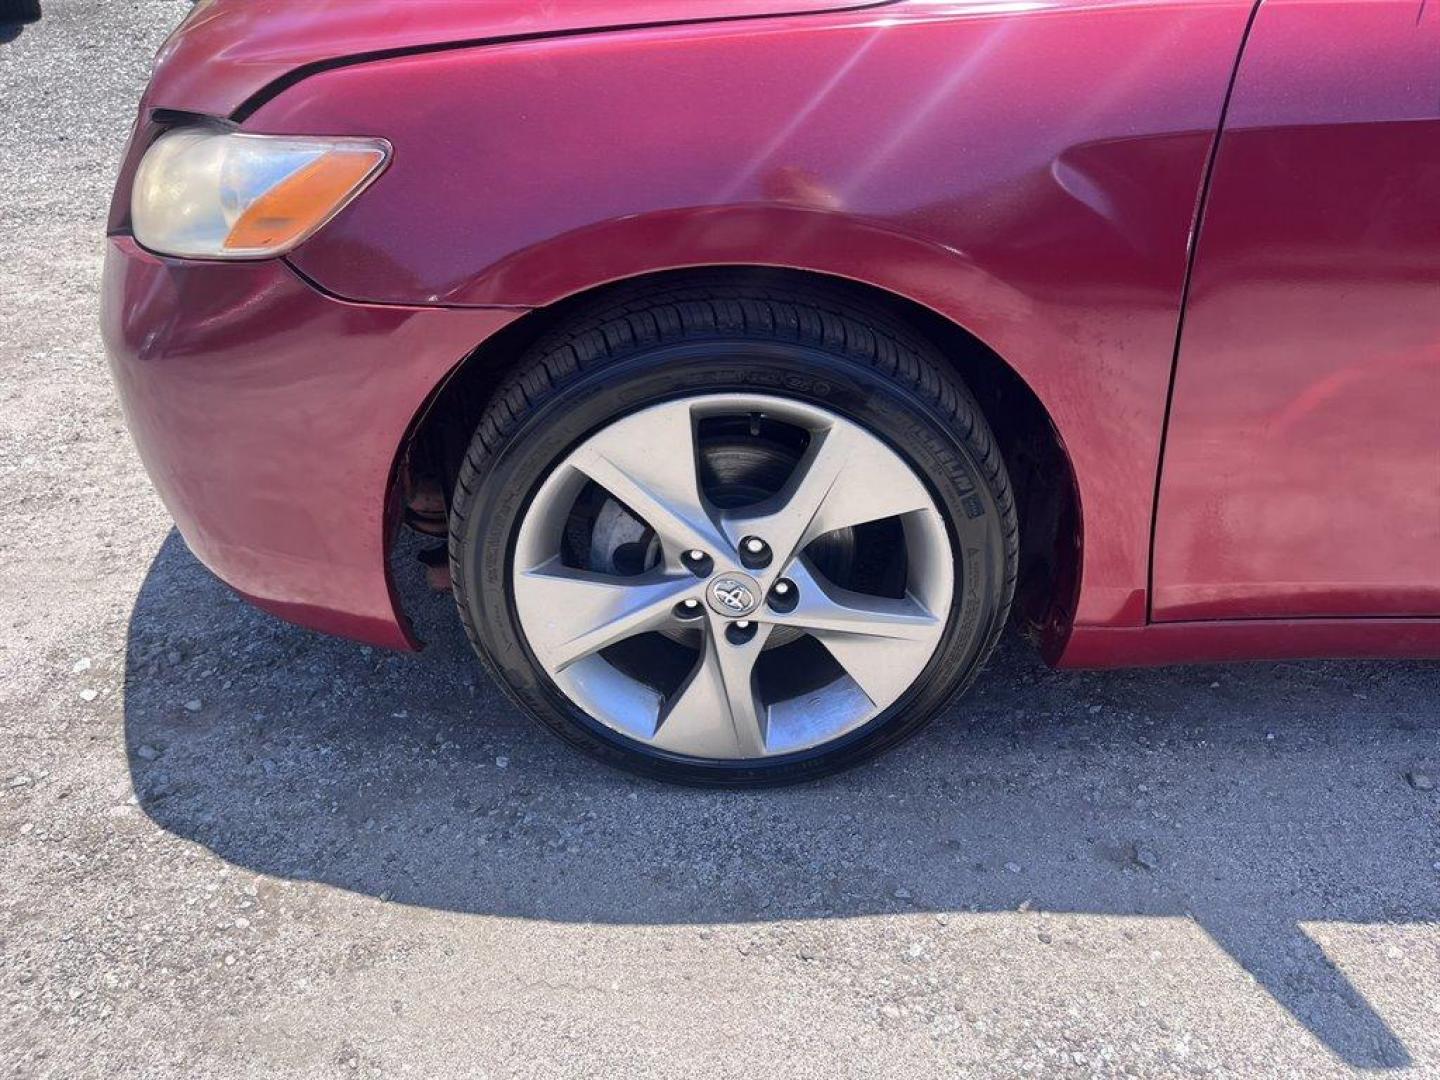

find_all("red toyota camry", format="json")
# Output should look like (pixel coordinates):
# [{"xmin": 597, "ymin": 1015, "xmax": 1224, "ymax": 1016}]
[{"xmin": 102, "ymin": 0, "xmax": 1439, "ymax": 785}]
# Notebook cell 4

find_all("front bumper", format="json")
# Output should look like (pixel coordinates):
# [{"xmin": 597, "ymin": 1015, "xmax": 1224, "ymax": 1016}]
[{"xmin": 101, "ymin": 237, "xmax": 519, "ymax": 648}]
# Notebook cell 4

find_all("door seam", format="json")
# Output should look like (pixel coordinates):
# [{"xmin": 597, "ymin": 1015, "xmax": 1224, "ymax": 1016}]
[{"xmin": 1144, "ymin": 0, "xmax": 1267, "ymax": 624}]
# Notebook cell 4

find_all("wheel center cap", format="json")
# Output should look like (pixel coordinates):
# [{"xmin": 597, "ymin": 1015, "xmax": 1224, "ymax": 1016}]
[{"xmin": 706, "ymin": 572, "xmax": 761, "ymax": 618}]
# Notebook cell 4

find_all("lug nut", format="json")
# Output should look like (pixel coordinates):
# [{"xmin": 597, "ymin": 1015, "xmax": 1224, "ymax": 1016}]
[
  {"xmin": 738, "ymin": 536, "xmax": 772, "ymax": 569},
  {"xmin": 767, "ymin": 578, "xmax": 798, "ymax": 613},
  {"xmin": 674, "ymin": 598, "xmax": 704, "ymax": 620},
  {"xmin": 681, "ymin": 549, "xmax": 713, "ymax": 577},
  {"xmin": 725, "ymin": 621, "xmax": 758, "ymax": 645}
]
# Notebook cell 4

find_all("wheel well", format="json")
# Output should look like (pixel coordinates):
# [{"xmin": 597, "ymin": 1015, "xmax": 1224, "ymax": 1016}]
[{"xmin": 396, "ymin": 267, "xmax": 1081, "ymax": 650}]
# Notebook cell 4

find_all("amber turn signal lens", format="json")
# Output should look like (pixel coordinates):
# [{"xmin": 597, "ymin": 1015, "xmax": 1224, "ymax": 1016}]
[{"xmin": 223, "ymin": 149, "xmax": 386, "ymax": 253}]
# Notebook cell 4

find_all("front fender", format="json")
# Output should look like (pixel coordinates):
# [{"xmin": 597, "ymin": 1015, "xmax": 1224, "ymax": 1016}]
[{"xmin": 248, "ymin": 0, "xmax": 1253, "ymax": 629}]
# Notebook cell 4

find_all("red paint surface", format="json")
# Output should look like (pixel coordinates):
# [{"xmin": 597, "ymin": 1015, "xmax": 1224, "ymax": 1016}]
[
  {"xmin": 1152, "ymin": 0, "xmax": 1440, "ymax": 620},
  {"xmin": 142, "ymin": 0, "xmax": 896, "ymax": 117},
  {"xmin": 103, "ymin": 0, "xmax": 1440, "ymax": 664},
  {"xmin": 1059, "ymin": 619, "xmax": 1440, "ymax": 670},
  {"xmin": 257, "ymin": 1, "xmax": 1255, "ymax": 632},
  {"xmin": 101, "ymin": 238, "xmax": 517, "ymax": 647}
]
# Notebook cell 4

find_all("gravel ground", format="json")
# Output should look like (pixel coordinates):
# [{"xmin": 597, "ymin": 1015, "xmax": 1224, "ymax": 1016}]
[{"xmin": 2, "ymin": 3, "xmax": 1439, "ymax": 1077}]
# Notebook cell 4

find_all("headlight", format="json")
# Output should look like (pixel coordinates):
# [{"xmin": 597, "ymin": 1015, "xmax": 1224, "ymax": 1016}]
[{"xmin": 131, "ymin": 127, "xmax": 390, "ymax": 259}]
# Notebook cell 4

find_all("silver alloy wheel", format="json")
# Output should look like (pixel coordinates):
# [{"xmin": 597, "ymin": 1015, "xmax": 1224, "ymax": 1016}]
[{"xmin": 511, "ymin": 393, "xmax": 954, "ymax": 760}]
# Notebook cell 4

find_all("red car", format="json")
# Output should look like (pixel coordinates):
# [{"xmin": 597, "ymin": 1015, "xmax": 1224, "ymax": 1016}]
[{"xmin": 102, "ymin": 0, "xmax": 1439, "ymax": 785}]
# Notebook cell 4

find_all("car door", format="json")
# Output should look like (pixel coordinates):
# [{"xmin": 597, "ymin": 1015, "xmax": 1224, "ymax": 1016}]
[{"xmin": 1152, "ymin": 0, "xmax": 1440, "ymax": 621}]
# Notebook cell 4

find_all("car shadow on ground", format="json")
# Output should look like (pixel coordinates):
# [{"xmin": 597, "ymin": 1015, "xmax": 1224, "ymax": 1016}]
[{"xmin": 124, "ymin": 530, "xmax": 1438, "ymax": 1069}]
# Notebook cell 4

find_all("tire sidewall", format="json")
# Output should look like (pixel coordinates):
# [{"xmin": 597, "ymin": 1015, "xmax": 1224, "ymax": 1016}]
[{"xmin": 455, "ymin": 341, "xmax": 1010, "ymax": 786}]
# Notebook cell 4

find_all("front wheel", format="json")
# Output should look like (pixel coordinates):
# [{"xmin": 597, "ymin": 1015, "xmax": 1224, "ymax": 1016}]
[{"xmin": 450, "ymin": 280, "xmax": 1017, "ymax": 785}]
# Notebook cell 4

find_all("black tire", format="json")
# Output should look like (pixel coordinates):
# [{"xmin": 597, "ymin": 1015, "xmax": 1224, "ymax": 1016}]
[{"xmin": 449, "ymin": 277, "xmax": 1018, "ymax": 786}]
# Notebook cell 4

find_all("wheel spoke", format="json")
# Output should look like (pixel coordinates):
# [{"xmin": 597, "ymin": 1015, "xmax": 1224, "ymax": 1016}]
[
  {"xmin": 652, "ymin": 622, "xmax": 773, "ymax": 757},
  {"xmin": 513, "ymin": 558, "xmax": 695, "ymax": 671},
  {"xmin": 724, "ymin": 420, "xmax": 934, "ymax": 568},
  {"xmin": 770, "ymin": 557, "xmax": 942, "ymax": 641},
  {"xmin": 568, "ymin": 399, "xmax": 728, "ymax": 559},
  {"xmin": 809, "ymin": 630, "xmax": 938, "ymax": 709},
  {"xmin": 769, "ymin": 559, "xmax": 942, "ymax": 706}
]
